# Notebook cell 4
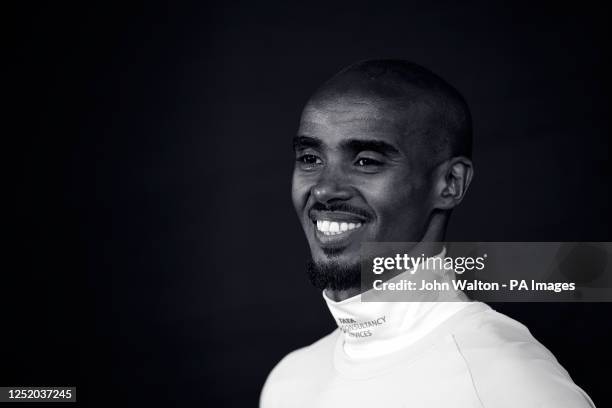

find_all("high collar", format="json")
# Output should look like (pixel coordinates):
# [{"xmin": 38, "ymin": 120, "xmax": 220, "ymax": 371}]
[{"xmin": 323, "ymin": 248, "xmax": 471, "ymax": 359}]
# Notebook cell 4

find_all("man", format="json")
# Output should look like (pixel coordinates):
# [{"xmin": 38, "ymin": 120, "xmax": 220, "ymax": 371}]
[{"xmin": 260, "ymin": 60, "xmax": 594, "ymax": 407}]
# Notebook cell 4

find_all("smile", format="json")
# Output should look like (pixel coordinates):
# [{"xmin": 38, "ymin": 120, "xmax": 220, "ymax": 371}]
[
  {"xmin": 316, "ymin": 220, "xmax": 362, "ymax": 236},
  {"xmin": 308, "ymin": 209, "xmax": 369, "ymax": 246}
]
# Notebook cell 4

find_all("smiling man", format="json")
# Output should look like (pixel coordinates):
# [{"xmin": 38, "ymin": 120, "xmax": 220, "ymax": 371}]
[{"xmin": 260, "ymin": 60, "xmax": 594, "ymax": 408}]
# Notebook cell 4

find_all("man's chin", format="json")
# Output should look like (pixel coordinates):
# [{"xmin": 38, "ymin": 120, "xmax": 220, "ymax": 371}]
[
  {"xmin": 310, "ymin": 241, "xmax": 361, "ymax": 262},
  {"xmin": 306, "ymin": 258, "xmax": 361, "ymax": 291}
]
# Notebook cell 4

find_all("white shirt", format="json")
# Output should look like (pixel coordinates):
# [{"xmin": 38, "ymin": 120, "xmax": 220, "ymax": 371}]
[
  {"xmin": 261, "ymin": 256, "xmax": 595, "ymax": 407},
  {"xmin": 260, "ymin": 302, "xmax": 594, "ymax": 407}
]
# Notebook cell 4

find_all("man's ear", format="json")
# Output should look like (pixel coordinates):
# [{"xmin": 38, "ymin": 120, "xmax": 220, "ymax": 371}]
[{"xmin": 432, "ymin": 156, "xmax": 474, "ymax": 210}]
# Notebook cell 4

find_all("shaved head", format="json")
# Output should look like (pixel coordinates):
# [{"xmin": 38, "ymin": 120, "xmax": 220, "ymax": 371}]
[{"xmin": 305, "ymin": 59, "xmax": 472, "ymax": 166}]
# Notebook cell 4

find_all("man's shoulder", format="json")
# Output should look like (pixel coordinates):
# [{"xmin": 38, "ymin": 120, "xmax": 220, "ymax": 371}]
[
  {"xmin": 454, "ymin": 305, "xmax": 543, "ymax": 349},
  {"xmin": 267, "ymin": 329, "xmax": 339, "ymax": 378},
  {"xmin": 260, "ymin": 329, "xmax": 339, "ymax": 408},
  {"xmin": 452, "ymin": 306, "xmax": 568, "ymax": 379},
  {"xmin": 451, "ymin": 306, "xmax": 595, "ymax": 407}
]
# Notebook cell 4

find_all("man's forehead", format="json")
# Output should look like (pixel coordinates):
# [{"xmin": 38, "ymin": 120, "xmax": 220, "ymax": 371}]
[
  {"xmin": 298, "ymin": 95, "xmax": 435, "ymax": 146},
  {"xmin": 302, "ymin": 96, "xmax": 388, "ymax": 123}
]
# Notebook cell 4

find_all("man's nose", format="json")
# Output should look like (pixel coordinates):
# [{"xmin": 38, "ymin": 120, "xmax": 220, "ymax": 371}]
[{"xmin": 311, "ymin": 176, "xmax": 353, "ymax": 203}]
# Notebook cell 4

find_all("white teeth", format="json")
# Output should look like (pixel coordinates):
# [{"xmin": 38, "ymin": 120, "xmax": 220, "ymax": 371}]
[{"xmin": 316, "ymin": 220, "xmax": 363, "ymax": 235}]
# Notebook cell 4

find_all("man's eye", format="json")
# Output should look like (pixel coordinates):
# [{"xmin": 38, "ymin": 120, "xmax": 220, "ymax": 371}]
[
  {"xmin": 297, "ymin": 154, "xmax": 323, "ymax": 166},
  {"xmin": 355, "ymin": 157, "xmax": 382, "ymax": 167}
]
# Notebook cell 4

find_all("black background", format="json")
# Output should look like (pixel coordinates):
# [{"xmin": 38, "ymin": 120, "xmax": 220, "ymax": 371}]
[{"xmin": 6, "ymin": 1, "xmax": 611, "ymax": 407}]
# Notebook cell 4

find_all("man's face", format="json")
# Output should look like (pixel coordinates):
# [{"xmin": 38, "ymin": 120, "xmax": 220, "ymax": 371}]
[{"xmin": 292, "ymin": 93, "xmax": 437, "ymax": 274}]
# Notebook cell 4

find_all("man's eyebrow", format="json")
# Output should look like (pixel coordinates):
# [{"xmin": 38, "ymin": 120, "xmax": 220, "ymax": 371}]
[
  {"xmin": 341, "ymin": 139, "xmax": 401, "ymax": 156},
  {"xmin": 293, "ymin": 136, "xmax": 322, "ymax": 150}
]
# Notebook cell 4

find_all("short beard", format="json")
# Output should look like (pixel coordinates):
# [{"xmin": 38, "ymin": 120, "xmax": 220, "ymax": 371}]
[{"xmin": 306, "ymin": 258, "xmax": 361, "ymax": 291}]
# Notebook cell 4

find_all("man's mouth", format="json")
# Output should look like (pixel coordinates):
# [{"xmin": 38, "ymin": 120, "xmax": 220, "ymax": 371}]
[
  {"xmin": 315, "ymin": 220, "xmax": 362, "ymax": 236},
  {"xmin": 308, "ymin": 209, "xmax": 368, "ymax": 246}
]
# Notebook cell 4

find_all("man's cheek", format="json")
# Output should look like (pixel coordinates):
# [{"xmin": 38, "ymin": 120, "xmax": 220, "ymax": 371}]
[
  {"xmin": 372, "ymin": 200, "xmax": 421, "ymax": 239},
  {"xmin": 363, "ymin": 174, "xmax": 415, "ymax": 200},
  {"xmin": 291, "ymin": 177, "xmax": 309, "ymax": 211}
]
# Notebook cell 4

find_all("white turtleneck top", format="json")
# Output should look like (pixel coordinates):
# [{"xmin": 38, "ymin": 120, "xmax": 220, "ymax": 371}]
[{"xmin": 260, "ymin": 261, "xmax": 595, "ymax": 408}]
